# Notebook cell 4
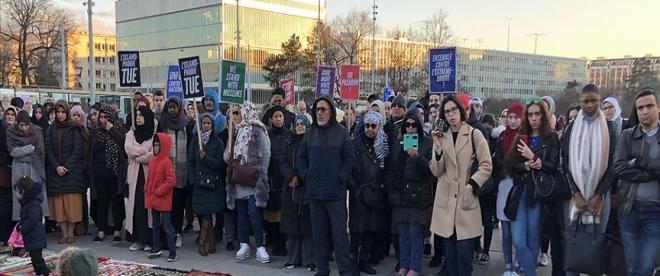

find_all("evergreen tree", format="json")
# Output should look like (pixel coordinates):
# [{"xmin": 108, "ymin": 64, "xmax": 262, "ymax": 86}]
[
  {"xmin": 623, "ymin": 58, "xmax": 660, "ymax": 112},
  {"xmin": 262, "ymin": 34, "xmax": 303, "ymax": 87}
]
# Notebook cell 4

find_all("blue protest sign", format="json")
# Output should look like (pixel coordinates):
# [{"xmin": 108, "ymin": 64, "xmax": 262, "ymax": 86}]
[
  {"xmin": 428, "ymin": 47, "xmax": 457, "ymax": 94},
  {"xmin": 382, "ymin": 87, "xmax": 392, "ymax": 101},
  {"xmin": 166, "ymin": 65, "xmax": 184, "ymax": 99}
]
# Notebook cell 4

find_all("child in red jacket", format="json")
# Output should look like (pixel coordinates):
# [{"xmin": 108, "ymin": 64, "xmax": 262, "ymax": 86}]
[{"xmin": 144, "ymin": 133, "xmax": 177, "ymax": 262}]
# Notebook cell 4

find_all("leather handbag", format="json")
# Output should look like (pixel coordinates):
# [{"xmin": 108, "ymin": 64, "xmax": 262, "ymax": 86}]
[
  {"xmin": 562, "ymin": 215, "xmax": 609, "ymax": 274},
  {"xmin": 199, "ymin": 174, "xmax": 218, "ymax": 189},
  {"xmin": 230, "ymin": 160, "xmax": 259, "ymax": 187},
  {"xmin": 531, "ymin": 146, "xmax": 571, "ymax": 203}
]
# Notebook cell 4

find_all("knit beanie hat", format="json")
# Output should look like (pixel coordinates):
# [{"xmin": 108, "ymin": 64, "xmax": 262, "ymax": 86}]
[{"xmin": 392, "ymin": 94, "xmax": 407, "ymax": 108}]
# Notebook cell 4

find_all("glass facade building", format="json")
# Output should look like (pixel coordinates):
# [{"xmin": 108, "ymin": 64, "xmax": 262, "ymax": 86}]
[
  {"xmin": 456, "ymin": 47, "xmax": 587, "ymax": 99},
  {"xmin": 115, "ymin": 0, "xmax": 323, "ymax": 99}
]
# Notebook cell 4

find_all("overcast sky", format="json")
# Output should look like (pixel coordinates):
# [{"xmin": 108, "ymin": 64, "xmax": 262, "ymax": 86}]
[{"xmin": 54, "ymin": 0, "xmax": 659, "ymax": 60}]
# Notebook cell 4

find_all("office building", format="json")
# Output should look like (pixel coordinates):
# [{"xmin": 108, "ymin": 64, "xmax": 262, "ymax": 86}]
[{"xmin": 588, "ymin": 55, "xmax": 660, "ymax": 93}]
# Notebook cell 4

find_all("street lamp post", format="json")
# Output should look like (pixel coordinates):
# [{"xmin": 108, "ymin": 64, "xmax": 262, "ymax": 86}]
[
  {"xmin": 84, "ymin": 0, "xmax": 95, "ymax": 103},
  {"xmin": 371, "ymin": 0, "xmax": 377, "ymax": 97}
]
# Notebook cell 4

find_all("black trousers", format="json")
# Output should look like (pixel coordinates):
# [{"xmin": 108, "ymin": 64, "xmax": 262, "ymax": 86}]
[
  {"xmin": 94, "ymin": 174, "xmax": 125, "ymax": 233},
  {"xmin": 30, "ymin": 249, "xmax": 49, "ymax": 275},
  {"xmin": 309, "ymin": 200, "xmax": 353, "ymax": 276},
  {"xmin": 171, "ymin": 187, "xmax": 187, "ymax": 234},
  {"xmin": 350, "ymin": 231, "xmax": 376, "ymax": 260},
  {"xmin": 542, "ymin": 204, "xmax": 565, "ymax": 276},
  {"xmin": 479, "ymin": 195, "xmax": 496, "ymax": 254}
]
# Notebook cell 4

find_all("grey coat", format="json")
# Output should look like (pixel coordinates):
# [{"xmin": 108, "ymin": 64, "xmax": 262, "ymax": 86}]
[
  {"xmin": 224, "ymin": 124, "xmax": 271, "ymax": 209},
  {"xmin": 7, "ymin": 125, "xmax": 48, "ymax": 221}
]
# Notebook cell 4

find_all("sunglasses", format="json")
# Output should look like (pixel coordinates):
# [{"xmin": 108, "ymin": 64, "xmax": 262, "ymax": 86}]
[
  {"xmin": 232, "ymin": 111, "xmax": 240, "ymax": 116},
  {"xmin": 404, "ymin": 122, "xmax": 417, "ymax": 129},
  {"xmin": 364, "ymin": 123, "xmax": 378, "ymax": 129},
  {"xmin": 526, "ymin": 97, "xmax": 543, "ymax": 105}
]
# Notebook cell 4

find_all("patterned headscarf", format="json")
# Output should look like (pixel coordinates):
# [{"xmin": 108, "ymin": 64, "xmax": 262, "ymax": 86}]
[
  {"xmin": 363, "ymin": 111, "xmax": 389, "ymax": 168},
  {"xmin": 96, "ymin": 104, "xmax": 122, "ymax": 177},
  {"xmin": 200, "ymin": 113, "xmax": 214, "ymax": 146},
  {"xmin": 234, "ymin": 102, "xmax": 266, "ymax": 163}
]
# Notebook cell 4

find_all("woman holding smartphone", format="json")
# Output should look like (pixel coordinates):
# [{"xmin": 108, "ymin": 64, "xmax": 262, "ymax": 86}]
[{"xmin": 430, "ymin": 95, "xmax": 492, "ymax": 276}]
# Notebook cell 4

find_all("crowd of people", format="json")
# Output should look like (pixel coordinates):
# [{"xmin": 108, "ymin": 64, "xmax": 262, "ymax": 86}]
[{"xmin": 0, "ymin": 84, "xmax": 658, "ymax": 276}]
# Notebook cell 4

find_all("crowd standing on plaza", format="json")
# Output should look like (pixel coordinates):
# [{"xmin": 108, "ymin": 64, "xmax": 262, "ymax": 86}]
[{"xmin": 0, "ymin": 84, "xmax": 657, "ymax": 276}]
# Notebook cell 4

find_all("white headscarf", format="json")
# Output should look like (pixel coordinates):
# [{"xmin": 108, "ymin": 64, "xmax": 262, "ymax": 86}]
[{"xmin": 602, "ymin": 97, "xmax": 622, "ymax": 134}]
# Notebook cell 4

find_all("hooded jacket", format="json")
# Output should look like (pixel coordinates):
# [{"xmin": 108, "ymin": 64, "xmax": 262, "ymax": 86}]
[
  {"xmin": 144, "ymin": 133, "xmax": 176, "ymax": 212},
  {"xmin": 387, "ymin": 109, "xmax": 434, "ymax": 225},
  {"xmin": 202, "ymin": 88, "xmax": 227, "ymax": 133},
  {"xmin": 296, "ymin": 96, "xmax": 354, "ymax": 200},
  {"xmin": 18, "ymin": 181, "xmax": 47, "ymax": 251}
]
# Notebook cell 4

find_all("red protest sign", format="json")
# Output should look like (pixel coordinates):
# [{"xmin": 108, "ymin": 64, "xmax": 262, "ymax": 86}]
[
  {"xmin": 340, "ymin": 64, "xmax": 360, "ymax": 101},
  {"xmin": 279, "ymin": 78, "xmax": 295, "ymax": 106}
]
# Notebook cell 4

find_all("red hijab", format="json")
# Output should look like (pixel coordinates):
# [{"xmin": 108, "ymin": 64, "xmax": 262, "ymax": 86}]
[{"xmin": 502, "ymin": 102, "xmax": 524, "ymax": 154}]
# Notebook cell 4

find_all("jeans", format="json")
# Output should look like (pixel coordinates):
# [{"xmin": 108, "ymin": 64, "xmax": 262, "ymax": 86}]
[
  {"xmin": 618, "ymin": 202, "xmax": 660, "ymax": 276},
  {"xmin": 501, "ymin": 221, "xmax": 514, "ymax": 270},
  {"xmin": 511, "ymin": 191, "xmax": 541, "ymax": 276},
  {"xmin": 151, "ymin": 210, "xmax": 176, "ymax": 257},
  {"xmin": 309, "ymin": 199, "xmax": 353, "ymax": 276},
  {"xmin": 445, "ymin": 233, "xmax": 476, "ymax": 276},
  {"xmin": 398, "ymin": 223, "xmax": 424, "ymax": 272},
  {"xmin": 236, "ymin": 196, "xmax": 264, "ymax": 246}
]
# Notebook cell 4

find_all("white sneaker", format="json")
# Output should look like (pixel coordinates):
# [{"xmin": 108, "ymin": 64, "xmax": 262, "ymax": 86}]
[
  {"xmin": 501, "ymin": 272, "xmax": 511, "ymax": 276},
  {"xmin": 144, "ymin": 245, "xmax": 152, "ymax": 252},
  {"xmin": 129, "ymin": 242, "xmax": 143, "ymax": 251},
  {"xmin": 510, "ymin": 271, "xmax": 519, "ymax": 276},
  {"xmin": 256, "ymin": 246, "xmax": 270, "ymax": 263},
  {"xmin": 538, "ymin": 253, "xmax": 549, "ymax": 266},
  {"xmin": 175, "ymin": 234, "xmax": 182, "ymax": 248},
  {"xmin": 236, "ymin": 243, "xmax": 250, "ymax": 260}
]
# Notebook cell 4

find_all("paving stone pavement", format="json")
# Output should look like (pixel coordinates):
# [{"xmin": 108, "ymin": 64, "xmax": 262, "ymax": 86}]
[{"xmin": 44, "ymin": 225, "xmax": 555, "ymax": 276}]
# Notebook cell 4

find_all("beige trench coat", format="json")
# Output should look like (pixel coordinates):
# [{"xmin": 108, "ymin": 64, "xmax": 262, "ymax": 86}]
[{"xmin": 429, "ymin": 122, "xmax": 492, "ymax": 240}]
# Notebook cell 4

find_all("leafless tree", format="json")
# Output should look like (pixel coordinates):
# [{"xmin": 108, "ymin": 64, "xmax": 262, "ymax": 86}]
[
  {"xmin": 329, "ymin": 9, "xmax": 375, "ymax": 65},
  {"xmin": 0, "ymin": 0, "xmax": 76, "ymax": 85},
  {"xmin": 407, "ymin": 9, "xmax": 456, "ymax": 47}
]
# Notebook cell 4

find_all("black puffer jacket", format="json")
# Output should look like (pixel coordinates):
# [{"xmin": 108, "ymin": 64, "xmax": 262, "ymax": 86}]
[
  {"xmin": 266, "ymin": 126, "xmax": 291, "ymax": 211},
  {"xmin": 188, "ymin": 129, "xmax": 227, "ymax": 215},
  {"xmin": 387, "ymin": 110, "xmax": 434, "ymax": 225},
  {"xmin": 45, "ymin": 124, "xmax": 85, "ymax": 196},
  {"xmin": 279, "ymin": 133, "xmax": 312, "ymax": 236},
  {"xmin": 18, "ymin": 182, "xmax": 47, "ymax": 251},
  {"xmin": 348, "ymin": 133, "xmax": 388, "ymax": 232}
]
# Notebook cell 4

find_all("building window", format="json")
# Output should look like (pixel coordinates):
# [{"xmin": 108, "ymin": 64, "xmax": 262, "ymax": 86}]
[
  {"xmin": 110, "ymin": 45, "xmax": 115, "ymax": 51},
  {"xmin": 95, "ymin": 70, "xmax": 101, "ymax": 77},
  {"xmin": 109, "ymin": 56, "xmax": 115, "ymax": 64},
  {"xmin": 96, "ymin": 83, "xmax": 102, "ymax": 89}
]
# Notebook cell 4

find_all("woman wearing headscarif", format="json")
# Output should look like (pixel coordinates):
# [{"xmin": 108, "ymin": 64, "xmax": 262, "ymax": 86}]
[
  {"xmin": 187, "ymin": 113, "xmax": 226, "ymax": 256},
  {"xmin": 158, "ymin": 97, "xmax": 189, "ymax": 246},
  {"xmin": 90, "ymin": 105, "xmax": 128, "ymax": 243},
  {"xmin": 45, "ymin": 100, "xmax": 86, "ymax": 244},
  {"xmin": 280, "ymin": 114, "xmax": 315, "ymax": 271},
  {"xmin": 7, "ymin": 110, "xmax": 48, "ymax": 229},
  {"xmin": 0, "ymin": 106, "xmax": 14, "ymax": 247},
  {"xmin": 70, "ymin": 105, "xmax": 92, "ymax": 236},
  {"xmin": 124, "ymin": 106, "xmax": 156, "ymax": 252},
  {"xmin": 601, "ymin": 97, "xmax": 624, "ymax": 134},
  {"xmin": 31, "ymin": 104, "xmax": 49, "ymax": 140},
  {"xmin": 348, "ymin": 111, "xmax": 389, "ymax": 275},
  {"xmin": 224, "ymin": 102, "xmax": 271, "ymax": 263},
  {"xmin": 263, "ymin": 105, "xmax": 291, "ymax": 257}
]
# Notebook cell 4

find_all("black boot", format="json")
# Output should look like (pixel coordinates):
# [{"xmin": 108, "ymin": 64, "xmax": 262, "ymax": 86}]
[{"xmin": 359, "ymin": 254, "xmax": 377, "ymax": 275}]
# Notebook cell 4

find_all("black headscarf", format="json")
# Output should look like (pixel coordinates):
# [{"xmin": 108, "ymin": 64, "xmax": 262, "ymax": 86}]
[
  {"xmin": 134, "ymin": 106, "xmax": 155, "ymax": 144},
  {"xmin": 159, "ymin": 97, "xmax": 187, "ymax": 131},
  {"xmin": 96, "ymin": 105, "xmax": 122, "ymax": 177},
  {"xmin": 31, "ymin": 104, "xmax": 48, "ymax": 130}
]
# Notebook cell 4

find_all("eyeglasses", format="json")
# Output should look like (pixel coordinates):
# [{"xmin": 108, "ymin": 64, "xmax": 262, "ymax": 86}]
[
  {"xmin": 444, "ymin": 106, "xmax": 459, "ymax": 115},
  {"xmin": 364, "ymin": 123, "xmax": 378, "ymax": 129},
  {"xmin": 526, "ymin": 97, "xmax": 543, "ymax": 105},
  {"xmin": 404, "ymin": 122, "xmax": 417, "ymax": 129},
  {"xmin": 316, "ymin": 107, "xmax": 329, "ymax": 113}
]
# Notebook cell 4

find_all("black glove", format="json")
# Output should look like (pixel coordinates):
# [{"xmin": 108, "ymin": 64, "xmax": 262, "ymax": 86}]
[
  {"xmin": 469, "ymin": 179, "xmax": 480, "ymax": 196},
  {"xmin": 634, "ymin": 157, "xmax": 648, "ymax": 170}
]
